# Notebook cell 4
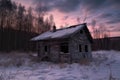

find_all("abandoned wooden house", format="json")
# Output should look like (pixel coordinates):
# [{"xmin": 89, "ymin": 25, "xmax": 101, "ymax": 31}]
[{"xmin": 31, "ymin": 23, "xmax": 93, "ymax": 63}]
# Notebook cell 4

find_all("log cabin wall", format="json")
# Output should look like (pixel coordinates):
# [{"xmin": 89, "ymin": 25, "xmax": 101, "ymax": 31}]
[
  {"xmin": 38, "ymin": 40, "xmax": 69, "ymax": 62},
  {"xmin": 37, "ymin": 29, "xmax": 92, "ymax": 63},
  {"xmin": 69, "ymin": 29, "xmax": 92, "ymax": 62}
]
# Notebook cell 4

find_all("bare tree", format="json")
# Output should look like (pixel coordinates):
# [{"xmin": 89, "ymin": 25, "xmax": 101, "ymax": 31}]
[
  {"xmin": 24, "ymin": 7, "xmax": 33, "ymax": 32},
  {"xmin": 17, "ymin": 4, "xmax": 25, "ymax": 31},
  {"xmin": 76, "ymin": 17, "xmax": 81, "ymax": 24}
]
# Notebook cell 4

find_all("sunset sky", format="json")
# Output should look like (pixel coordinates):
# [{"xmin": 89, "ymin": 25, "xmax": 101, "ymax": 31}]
[{"xmin": 12, "ymin": 0, "xmax": 120, "ymax": 37}]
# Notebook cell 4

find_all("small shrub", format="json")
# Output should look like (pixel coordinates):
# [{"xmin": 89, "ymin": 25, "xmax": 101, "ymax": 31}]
[
  {"xmin": 30, "ymin": 56, "xmax": 41, "ymax": 63},
  {"xmin": 79, "ymin": 59, "xmax": 90, "ymax": 65},
  {"xmin": 13, "ymin": 58, "xmax": 25, "ymax": 67},
  {"xmin": 59, "ymin": 63, "xmax": 66, "ymax": 68},
  {"xmin": 0, "ymin": 56, "xmax": 25, "ymax": 68}
]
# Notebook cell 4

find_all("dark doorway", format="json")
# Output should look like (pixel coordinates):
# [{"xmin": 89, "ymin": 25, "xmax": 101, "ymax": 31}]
[
  {"xmin": 60, "ymin": 43, "xmax": 68, "ymax": 53},
  {"xmin": 44, "ymin": 46, "xmax": 48, "ymax": 52}
]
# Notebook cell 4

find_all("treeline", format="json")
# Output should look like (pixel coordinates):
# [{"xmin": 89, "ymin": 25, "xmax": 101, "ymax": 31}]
[
  {"xmin": 0, "ymin": 28, "xmax": 38, "ymax": 51},
  {"xmin": 0, "ymin": 0, "xmax": 54, "ymax": 52},
  {"xmin": 0, "ymin": 0, "xmax": 54, "ymax": 33},
  {"xmin": 92, "ymin": 37, "xmax": 120, "ymax": 51}
]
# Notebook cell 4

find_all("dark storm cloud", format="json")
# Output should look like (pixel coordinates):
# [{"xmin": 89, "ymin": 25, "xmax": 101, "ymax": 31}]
[
  {"xmin": 34, "ymin": 0, "xmax": 55, "ymax": 12},
  {"xmin": 108, "ymin": 0, "xmax": 120, "ymax": 8},
  {"xmin": 55, "ymin": 0, "xmax": 81, "ymax": 12},
  {"xmin": 81, "ymin": 0, "xmax": 107, "ymax": 12},
  {"xmin": 34, "ymin": 0, "xmax": 120, "ymax": 27},
  {"xmin": 34, "ymin": 0, "xmax": 109, "ymax": 13},
  {"xmin": 34, "ymin": 0, "xmax": 81, "ymax": 12},
  {"xmin": 34, "ymin": 0, "xmax": 120, "ymax": 13}
]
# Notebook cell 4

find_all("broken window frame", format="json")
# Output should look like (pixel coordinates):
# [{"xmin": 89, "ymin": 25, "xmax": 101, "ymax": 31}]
[
  {"xmin": 79, "ymin": 44, "xmax": 82, "ymax": 52},
  {"xmin": 85, "ymin": 45, "xmax": 88, "ymax": 52}
]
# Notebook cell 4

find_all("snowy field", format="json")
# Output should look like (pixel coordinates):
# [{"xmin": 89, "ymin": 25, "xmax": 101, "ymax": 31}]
[{"xmin": 0, "ymin": 50, "xmax": 120, "ymax": 80}]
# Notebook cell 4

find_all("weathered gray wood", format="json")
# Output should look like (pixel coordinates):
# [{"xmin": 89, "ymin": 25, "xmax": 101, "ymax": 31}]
[
  {"xmin": 69, "ymin": 29, "xmax": 92, "ymax": 62},
  {"xmin": 37, "ymin": 29, "xmax": 92, "ymax": 63}
]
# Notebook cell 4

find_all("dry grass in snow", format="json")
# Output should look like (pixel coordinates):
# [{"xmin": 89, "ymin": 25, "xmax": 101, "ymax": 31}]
[{"xmin": 0, "ymin": 50, "xmax": 120, "ymax": 80}]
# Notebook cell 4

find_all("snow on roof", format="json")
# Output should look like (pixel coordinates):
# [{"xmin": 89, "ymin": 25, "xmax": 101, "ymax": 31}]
[{"xmin": 31, "ymin": 24, "xmax": 84, "ymax": 41}]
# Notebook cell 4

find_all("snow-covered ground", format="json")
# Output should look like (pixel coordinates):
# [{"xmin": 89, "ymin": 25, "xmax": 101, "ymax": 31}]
[{"xmin": 0, "ymin": 50, "xmax": 120, "ymax": 80}]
